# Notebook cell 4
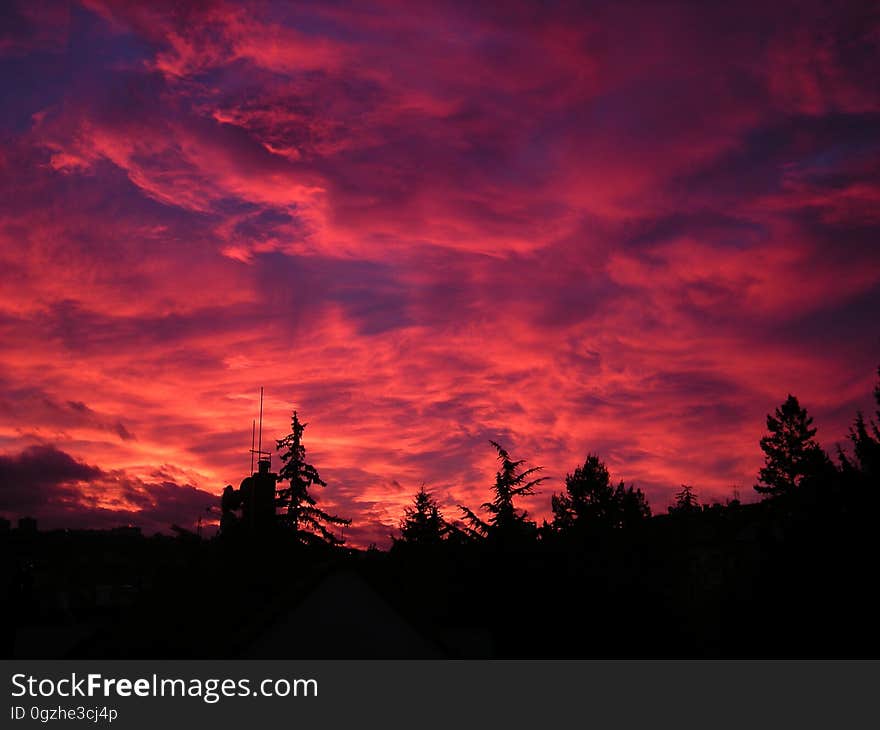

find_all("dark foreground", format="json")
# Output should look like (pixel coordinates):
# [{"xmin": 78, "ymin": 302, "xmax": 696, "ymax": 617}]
[{"xmin": 4, "ymin": 479, "xmax": 879, "ymax": 659}]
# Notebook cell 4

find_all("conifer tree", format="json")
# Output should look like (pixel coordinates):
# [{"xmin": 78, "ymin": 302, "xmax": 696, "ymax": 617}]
[
  {"xmin": 275, "ymin": 410, "xmax": 350, "ymax": 545},
  {"xmin": 552, "ymin": 454, "xmax": 650, "ymax": 531},
  {"xmin": 615, "ymin": 481, "xmax": 652, "ymax": 526},
  {"xmin": 395, "ymin": 486, "xmax": 447, "ymax": 547},
  {"xmin": 552, "ymin": 454, "xmax": 615, "ymax": 530},
  {"xmin": 459, "ymin": 441, "xmax": 546, "ymax": 540},
  {"xmin": 755, "ymin": 395, "xmax": 829, "ymax": 497},
  {"xmin": 840, "ymin": 367, "xmax": 880, "ymax": 479},
  {"xmin": 668, "ymin": 484, "xmax": 700, "ymax": 515}
]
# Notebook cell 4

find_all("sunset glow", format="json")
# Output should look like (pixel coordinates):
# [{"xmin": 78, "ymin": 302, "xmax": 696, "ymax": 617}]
[{"xmin": 1, "ymin": 0, "xmax": 879, "ymax": 545}]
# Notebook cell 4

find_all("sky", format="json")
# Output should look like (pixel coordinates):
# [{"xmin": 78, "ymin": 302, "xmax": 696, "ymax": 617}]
[{"xmin": 0, "ymin": 0, "xmax": 879, "ymax": 546}]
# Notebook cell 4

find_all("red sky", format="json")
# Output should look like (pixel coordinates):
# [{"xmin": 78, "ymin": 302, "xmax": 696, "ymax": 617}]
[{"xmin": 1, "ymin": 0, "xmax": 879, "ymax": 546}]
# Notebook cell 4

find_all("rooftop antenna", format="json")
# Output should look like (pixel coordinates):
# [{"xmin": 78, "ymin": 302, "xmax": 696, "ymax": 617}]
[
  {"xmin": 258, "ymin": 386, "xmax": 263, "ymax": 462},
  {"xmin": 250, "ymin": 419, "xmax": 255, "ymax": 475},
  {"xmin": 248, "ymin": 386, "xmax": 271, "ymax": 472}
]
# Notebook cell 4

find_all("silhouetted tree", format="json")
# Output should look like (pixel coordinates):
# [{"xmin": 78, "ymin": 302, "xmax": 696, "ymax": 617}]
[
  {"xmin": 459, "ymin": 441, "xmax": 546, "ymax": 540},
  {"xmin": 615, "ymin": 481, "xmax": 652, "ymax": 526},
  {"xmin": 668, "ymin": 484, "xmax": 700, "ymax": 515},
  {"xmin": 552, "ymin": 454, "xmax": 614, "ymax": 531},
  {"xmin": 755, "ymin": 395, "xmax": 829, "ymax": 497},
  {"xmin": 840, "ymin": 367, "xmax": 880, "ymax": 479},
  {"xmin": 394, "ymin": 486, "xmax": 447, "ymax": 547},
  {"xmin": 552, "ymin": 454, "xmax": 650, "ymax": 532},
  {"xmin": 275, "ymin": 410, "xmax": 350, "ymax": 546}
]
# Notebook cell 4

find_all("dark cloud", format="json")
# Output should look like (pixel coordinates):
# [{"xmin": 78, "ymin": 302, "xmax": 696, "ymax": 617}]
[
  {"xmin": 0, "ymin": 444, "xmax": 103, "ymax": 512},
  {"xmin": 0, "ymin": 445, "xmax": 217, "ymax": 533}
]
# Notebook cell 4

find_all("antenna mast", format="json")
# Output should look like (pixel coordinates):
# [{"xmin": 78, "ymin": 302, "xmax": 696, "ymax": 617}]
[
  {"xmin": 258, "ymin": 386, "xmax": 263, "ymax": 461},
  {"xmin": 250, "ymin": 419, "xmax": 255, "ymax": 475},
  {"xmin": 248, "ymin": 386, "xmax": 271, "ymax": 471}
]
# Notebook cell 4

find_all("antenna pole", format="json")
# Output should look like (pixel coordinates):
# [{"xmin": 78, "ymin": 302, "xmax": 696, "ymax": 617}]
[
  {"xmin": 250, "ymin": 419, "xmax": 256, "ymax": 474},
  {"xmin": 258, "ymin": 386, "xmax": 264, "ymax": 463}
]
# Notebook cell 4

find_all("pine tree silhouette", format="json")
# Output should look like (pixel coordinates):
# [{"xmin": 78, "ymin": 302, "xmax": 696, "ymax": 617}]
[
  {"xmin": 668, "ymin": 484, "xmax": 700, "ymax": 514},
  {"xmin": 755, "ymin": 394, "xmax": 829, "ymax": 497},
  {"xmin": 614, "ymin": 481, "xmax": 652, "ymax": 526},
  {"xmin": 275, "ymin": 410, "xmax": 350, "ymax": 545},
  {"xmin": 459, "ymin": 441, "xmax": 546, "ymax": 540},
  {"xmin": 552, "ymin": 454, "xmax": 650, "ymax": 532},
  {"xmin": 394, "ymin": 485, "xmax": 447, "ymax": 547},
  {"xmin": 840, "ymin": 366, "xmax": 880, "ymax": 479},
  {"xmin": 552, "ymin": 454, "xmax": 614, "ymax": 531}
]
